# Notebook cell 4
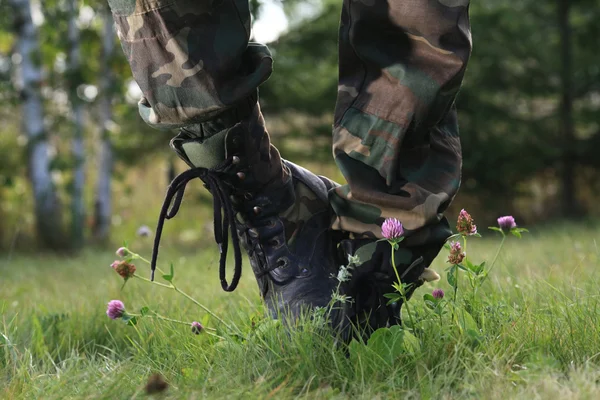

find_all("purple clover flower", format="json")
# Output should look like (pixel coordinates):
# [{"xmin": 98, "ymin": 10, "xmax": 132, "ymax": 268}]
[
  {"xmin": 382, "ymin": 218, "xmax": 404, "ymax": 241},
  {"xmin": 432, "ymin": 289, "xmax": 445, "ymax": 299},
  {"xmin": 191, "ymin": 321, "xmax": 204, "ymax": 335},
  {"xmin": 497, "ymin": 215, "xmax": 517, "ymax": 232},
  {"xmin": 106, "ymin": 300, "xmax": 126, "ymax": 320}
]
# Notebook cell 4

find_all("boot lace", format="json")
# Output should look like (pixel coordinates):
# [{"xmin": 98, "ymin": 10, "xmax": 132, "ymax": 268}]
[{"xmin": 151, "ymin": 159, "xmax": 242, "ymax": 292}]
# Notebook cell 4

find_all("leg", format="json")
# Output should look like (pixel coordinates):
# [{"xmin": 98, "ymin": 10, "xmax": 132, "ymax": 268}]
[
  {"xmin": 333, "ymin": 0, "xmax": 472, "ymax": 328},
  {"xmin": 108, "ymin": 0, "xmax": 273, "ymax": 129},
  {"xmin": 332, "ymin": 0, "xmax": 471, "ymax": 241},
  {"xmin": 107, "ymin": 0, "xmax": 287, "ymax": 186},
  {"xmin": 107, "ymin": 1, "xmax": 348, "ymax": 326}
]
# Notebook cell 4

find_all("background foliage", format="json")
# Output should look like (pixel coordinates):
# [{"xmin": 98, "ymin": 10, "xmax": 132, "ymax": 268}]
[{"xmin": 1, "ymin": 0, "xmax": 600, "ymax": 250}]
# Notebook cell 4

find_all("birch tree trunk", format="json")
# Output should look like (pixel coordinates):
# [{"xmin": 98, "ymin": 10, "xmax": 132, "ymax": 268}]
[
  {"xmin": 67, "ymin": 0, "xmax": 86, "ymax": 247},
  {"xmin": 10, "ymin": 0, "xmax": 65, "ymax": 248},
  {"xmin": 93, "ymin": 4, "xmax": 115, "ymax": 241}
]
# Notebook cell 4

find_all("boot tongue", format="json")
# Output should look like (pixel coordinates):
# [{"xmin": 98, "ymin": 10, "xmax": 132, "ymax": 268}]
[{"xmin": 170, "ymin": 129, "xmax": 227, "ymax": 169}]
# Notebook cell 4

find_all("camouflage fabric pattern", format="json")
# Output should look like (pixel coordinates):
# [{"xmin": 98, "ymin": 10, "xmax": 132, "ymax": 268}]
[
  {"xmin": 279, "ymin": 174, "xmax": 339, "ymax": 248},
  {"xmin": 330, "ymin": 0, "xmax": 472, "ymax": 244},
  {"xmin": 107, "ymin": 0, "xmax": 472, "ymax": 247},
  {"xmin": 106, "ymin": 0, "xmax": 329, "ymax": 248},
  {"xmin": 107, "ymin": 0, "xmax": 272, "ymax": 129}
]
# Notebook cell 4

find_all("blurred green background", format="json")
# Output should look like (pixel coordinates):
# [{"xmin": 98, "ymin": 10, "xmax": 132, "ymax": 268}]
[{"xmin": 2, "ymin": 0, "xmax": 600, "ymax": 252}]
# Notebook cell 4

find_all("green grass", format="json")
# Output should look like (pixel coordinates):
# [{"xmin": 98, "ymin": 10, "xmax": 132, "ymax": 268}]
[{"xmin": 2, "ymin": 223, "xmax": 600, "ymax": 399}]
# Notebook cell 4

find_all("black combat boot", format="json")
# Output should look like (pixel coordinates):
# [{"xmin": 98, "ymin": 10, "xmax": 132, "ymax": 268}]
[{"xmin": 150, "ymin": 100, "xmax": 350, "ymax": 329}]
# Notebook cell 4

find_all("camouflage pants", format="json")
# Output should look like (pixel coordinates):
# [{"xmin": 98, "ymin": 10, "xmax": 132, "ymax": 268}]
[{"xmin": 107, "ymin": 0, "xmax": 472, "ymax": 244}]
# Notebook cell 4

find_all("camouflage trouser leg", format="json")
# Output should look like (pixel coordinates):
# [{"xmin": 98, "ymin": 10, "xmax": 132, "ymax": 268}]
[
  {"xmin": 107, "ymin": 0, "xmax": 271, "ymax": 128},
  {"xmin": 108, "ymin": 0, "xmax": 472, "ymax": 245},
  {"xmin": 330, "ymin": 0, "xmax": 472, "ymax": 245},
  {"xmin": 107, "ymin": 0, "xmax": 288, "ymax": 188}
]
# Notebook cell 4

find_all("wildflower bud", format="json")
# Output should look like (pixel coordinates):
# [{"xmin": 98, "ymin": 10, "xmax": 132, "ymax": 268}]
[
  {"xmin": 191, "ymin": 321, "xmax": 203, "ymax": 335},
  {"xmin": 116, "ymin": 247, "xmax": 129, "ymax": 257},
  {"xmin": 111, "ymin": 260, "xmax": 137, "ymax": 280},
  {"xmin": 106, "ymin": 300, "xmax": 126, "ymax": 320},
  {"xmin": 447, "ymin": 241, "xmax": 466, "ymax": 265},
  {"xmin": 497, "ymin": 215, "xmax": 517, "ymax": 232},
  {"xmin": 137, "ymin": 225, "xmax": 152, "ymax": 238},
  {"xmin": 456, "ymin": 209, "xmax": 477, "ymax": 236},
  {"xmin": 381, "ymin": 218, "xmax": 404, "ymax": 241},
  {"xmin": 432, "ymin": 289, "xmax": 445, "ymax": 299}
]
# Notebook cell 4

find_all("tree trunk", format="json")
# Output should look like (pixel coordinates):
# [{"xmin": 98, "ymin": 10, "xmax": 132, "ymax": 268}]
[
  {"xmin": 10, "ymin": 0, "xmax": 65, "ymax": 249},
  {"xmin": 93, "ymin": 4, "xmax": 115, "ymax": 241},
  {"xmin": 68, "ymin": 0, "xmax": 86, "ymax": 248},
  {"xmin": 559, "ymin": 0, "xmax": 579, "ymax": 217}
]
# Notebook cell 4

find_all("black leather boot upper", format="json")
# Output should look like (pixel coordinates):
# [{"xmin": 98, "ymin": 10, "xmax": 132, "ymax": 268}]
[{"xmin": 151, "ymin": 109, "xmax": 349, "ymax": 327}]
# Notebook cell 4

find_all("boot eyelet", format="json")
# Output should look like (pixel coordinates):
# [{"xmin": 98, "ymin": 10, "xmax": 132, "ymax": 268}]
[
  {"xmin": 237, "ymin": 172, "xmax": 246, "ymax": 180},
  {"xmin": 253, "ymin": 206, "xmax": 262, "ymax": 215},
  {"xmin": 268, "ymin": 239, "xmax": 280, "ymax": 247},
  {"xmin": 232, "ymin": 156, "xmax": 241, "ymax": 164},
  {"xmin": 244, "ymin": 192, "xmax": 254, "ymax": 200},
  {"xmin": 267, "ymin": 220, "xmax": 276, "ymax": 228},
  {"xmin": 276, "ymin": 258, "xmax": 289, "ymax": 269}
]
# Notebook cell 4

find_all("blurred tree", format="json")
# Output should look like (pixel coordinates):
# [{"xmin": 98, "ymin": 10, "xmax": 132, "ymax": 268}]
[
  {"xmin": 93, "ymin": 3, "xmax": 115, "ymax": 241},
  {"xmin": 67, "ymin": 0, "xmax": 86, "ymax": 247},
  {"xmin": 456, "ymin": 0, "xmax": 600, "ymax": 217},
  {"xmin": 2, "ymin": 0, "xmax": 176, "ymax": 248},
  {"xmin": 558, "ymin": 0, "xmax": 575, "ymax": 217},
  {"xmin": 9, "ymin": 0, "xmax": 66, "ymax": 248}
]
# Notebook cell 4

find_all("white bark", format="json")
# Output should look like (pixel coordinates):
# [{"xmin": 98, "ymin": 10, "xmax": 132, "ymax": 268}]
[
  {"xmin": 10, "ymin": 0, "xmax": 64, "ymax": 247},
  {"xmin": 67, "ymin": 0, "xmax": 85, "ymax": 246},
  {"xmin": 94, "ymin": 4, "xmax": 115, "ymax": 240}
]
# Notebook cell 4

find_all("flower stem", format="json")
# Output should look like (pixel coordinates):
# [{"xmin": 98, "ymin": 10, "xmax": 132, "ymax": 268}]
[
  {"xmin": 453, "ymin": 236, "xmax": 467, "ymax": 305},
  {"xmin": 470, "ymin": 234, "xmax": 505, "ymax": 334},
  {"xmin": 149, "ymin": 314, "xmax": 217, "ymax": 332},
  {"xmin": 451, "ymin": 237, "xmax": 466, "ymax": 322},
  {"xmin": 390, "ymin": 242, "xmax": 416, "ymax": 330},
  {"xmin": 134, "ymin": 274, "xmax": 173, "ymax": 289},
  {"xmin": 479, "ymin": 234, "xmax": 506, "ymax": 286},
  {"xmin": 146, "ymin": 314, "xmax": 190, "ymax": 326},
  {"xmin": 143, "ymin": 314, "xmax": 221, "ymax": 338},
  {"xmin": 172, "ymin": 286, "xmax": 235, "ymax": 332},
  {"xmin": 131, "ymin": 253, "xmax": 166, "ymax": 275},
  {"xmin": 391, "ymin": 244, "xmax": 402, "ymax": 286},
  {"xmin": 403, "ymin": 294, "xmax": 416, "ymax": 333},
  {"xmin": 133, "ymin": 274, "xmax": 234, "ymax": 333},
  {"xmin": 453, "ymin": 266, "xmax": 460, "ymax": 305},
  {"xmin": 134, "ymin": 254, "xmax": 151, "ymax": 265}
]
